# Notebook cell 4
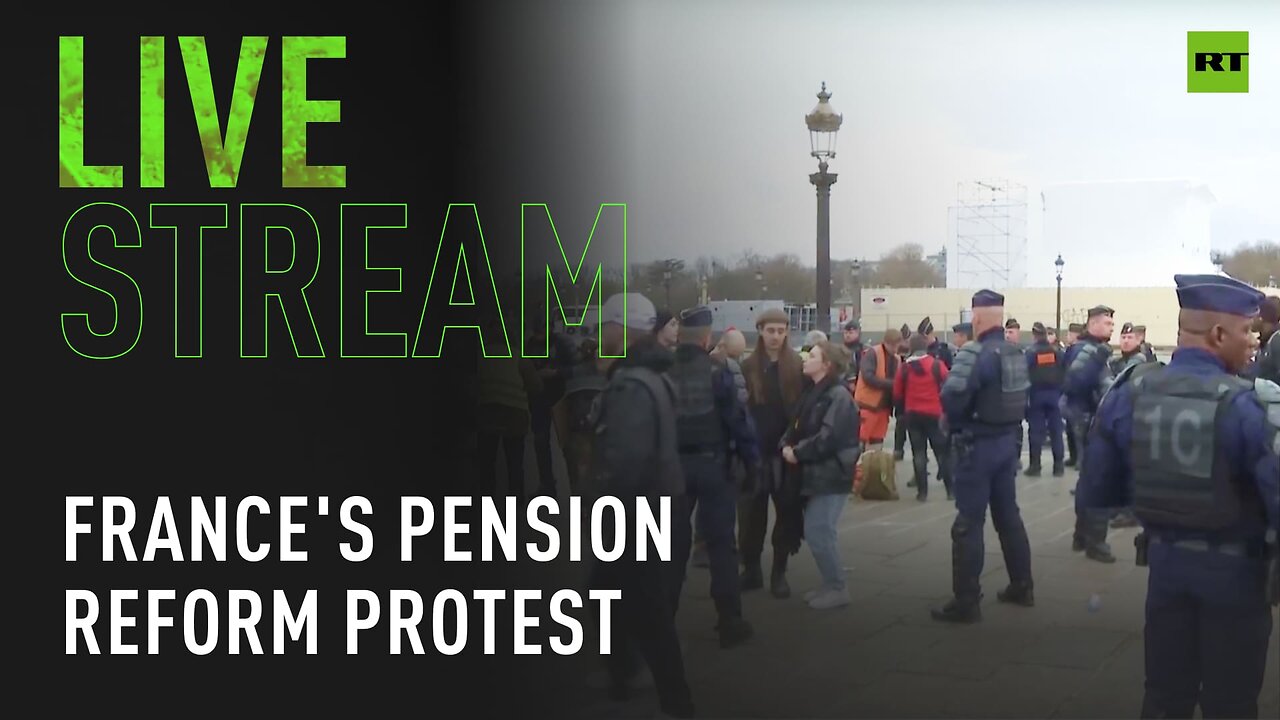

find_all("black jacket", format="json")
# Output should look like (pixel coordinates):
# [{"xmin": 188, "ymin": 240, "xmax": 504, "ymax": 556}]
[
  {"xmin": 593, "ymin": 339, "xmax": 684, "ymax": 498},
  {"xmin": 786, "ymin": 377, "xmax": 860, "ymax": 496}
]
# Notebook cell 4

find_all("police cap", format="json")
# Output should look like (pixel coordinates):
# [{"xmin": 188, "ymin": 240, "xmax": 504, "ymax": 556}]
[
  {"xmin": 1068, "ymin": 322, "xmax": 1084, "ymax": 333},
  {"xmin": 952, "ymin": 322, "xmax": 973, "ymax": 335},
  {"xmin": 918, "ymin": 316, "xmax": 934, "ymax": 336},
  {"xmin": 1087, "ymin": 305, "xmax": 1114, "ymax": 319},
  {"xmin": 1174, "ymin": 274, "xmax": 1265, "ymax": 317},
  {"xmin": 843, "ymin": 319, "xmax": 860, "ymax": 331},
  {"xmin": 679, "ymin": 305, "xmax": 714, "ymax": 328},
  {"xmin": 972, "ymin": 289, "xmax": 1004, "ymax": 308},
  {"xmin": 1031, "ymin": 321, "xmax": 1047, "ymax": 335},
  {"xmin": 1120, "ymin": 322, "xmax": 1135, "ymax": 335},
  {"xmin": 1005, "ymin": 318, "xmax": 1020, "ymax": 329}
]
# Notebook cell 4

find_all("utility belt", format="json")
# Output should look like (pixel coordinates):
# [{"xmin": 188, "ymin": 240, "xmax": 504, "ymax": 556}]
[{"xmin": 1135, "ymin": 531, "xmax": 1269, "ymax": 563}]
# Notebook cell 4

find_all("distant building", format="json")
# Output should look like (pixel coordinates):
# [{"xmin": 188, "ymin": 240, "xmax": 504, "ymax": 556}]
[{"xmin": 925, "ymin": 247, "xmax": 947, "ymax": 283}]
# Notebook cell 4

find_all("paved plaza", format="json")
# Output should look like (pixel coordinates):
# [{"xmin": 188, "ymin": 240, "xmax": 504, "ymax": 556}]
[{"xmin": 546, "ymin": 422, "xmax": 1280, "ymax": 719}]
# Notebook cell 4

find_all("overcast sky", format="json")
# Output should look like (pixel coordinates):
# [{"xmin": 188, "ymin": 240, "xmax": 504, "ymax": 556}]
[{"xmin": 617, "ymin": 0, "xmax": 1279, "ymax": 270}]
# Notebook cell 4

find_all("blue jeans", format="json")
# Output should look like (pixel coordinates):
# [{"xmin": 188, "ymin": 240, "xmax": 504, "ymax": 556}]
[{"xmin": 804, "ymin": 493, "xmax": 847, "ymax": 591}]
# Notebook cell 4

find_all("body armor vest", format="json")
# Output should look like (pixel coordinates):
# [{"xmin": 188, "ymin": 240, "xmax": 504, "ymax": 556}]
[
  {"xmin": 1028, "ymin": 343, "xmax": 1064, "ymax": 387},
  {"xmin": 1130, "ymin": 368, "xmax": 1251, "ymax": 530},
  {"xmin": 973, "ymin": 342, "xmax": 1030, "ymax": 425},
  {"xmin": 671, "ymin": 346, "xmax": 725, "ymax": 453}
]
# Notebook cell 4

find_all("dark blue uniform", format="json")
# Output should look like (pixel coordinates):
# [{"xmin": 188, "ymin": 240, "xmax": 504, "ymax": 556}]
[
  {"xmin": 932, "ymin": 290, "xmax": 1035, "ymax": 622},
  {"xmin": 1025, "ymin": 338, "xmax": 1065, "ymax": 473},
  {"xmin": 669, "ymin": 317, "xmax": 761, "ymax": 645},
  {"xmin": 1063, "ymin": 320, "xmax": 1117, "ymax": 561},
  {"xmin": 1079, "ymin": 274, "xmax": 1280, "ymax": 718}
]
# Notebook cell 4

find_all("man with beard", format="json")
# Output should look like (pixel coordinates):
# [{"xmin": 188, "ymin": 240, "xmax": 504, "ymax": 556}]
[
  {"xmin": 739, "ymin": 308, "xmax": 806, "ymax": 598},
  {"xmin": 842, "ymin": 319, "xmax": 865, "ymax": 386}
]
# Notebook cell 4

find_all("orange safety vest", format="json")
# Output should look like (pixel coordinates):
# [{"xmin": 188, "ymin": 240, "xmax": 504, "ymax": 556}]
[{"xmin": 853, "ymin": 344, "xmax": 891, "ymax": 410}]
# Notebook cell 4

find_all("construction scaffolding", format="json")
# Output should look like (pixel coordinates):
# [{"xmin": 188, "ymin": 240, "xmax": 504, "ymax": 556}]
[{"xmin": 948, "ymin": 180, "xmax": 1028, "ymax": 289}]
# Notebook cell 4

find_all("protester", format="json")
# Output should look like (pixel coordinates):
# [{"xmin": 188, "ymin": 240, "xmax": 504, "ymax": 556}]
[
  {"xmin": 653, "ymin": 308, "xmax": 679, "ymax": 349},
  {"xmin": 588, "ymin": 293, "xmax": 694, "ymax": 718},
  {"xmin": 894, "ymin": 334, "xmax": 951, "ymax": 500},
  {"xmin": 739, "ymin": 308, "xmax": 806, "ymax": 597},
  {"xmin": 782, "ymin": 340, "xmax": 860, "ymax": 609},
  {"xmin": 854, "ymin": 327, "xmax": 901, "ymax": 447}
]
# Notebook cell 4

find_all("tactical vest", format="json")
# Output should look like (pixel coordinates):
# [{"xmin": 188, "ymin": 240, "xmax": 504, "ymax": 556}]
[
  {"xmin": 1129, "ymin": 368, "xmax": 1252, "ymax": 530},
  {"xmin": 1028, "ymin": 344, "xmax": 1063, "ymax": 387},
  {"xmin": 973, "ymin": 342, "xmax": 1030, "ymax": 425},
  {"xmin": 593, "ymin": 367, "xmax": 685, "ymax": 497},
  {"xmin": 1066, "ymin": 338, "xmax": 1112, "ymax": 410},
  {"xmin": 670, "ymin": 347, "xmax": 725, "ymax": 453}
]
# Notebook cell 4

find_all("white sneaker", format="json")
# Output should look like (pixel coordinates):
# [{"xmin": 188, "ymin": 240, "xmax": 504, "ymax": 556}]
[
  {"xmin": 807, "ymin": 588, "xmax": 850, "ymax": 610},
  {"xmin": 803, "ymin": 587, "xmax": 825, "ymax": 602}
]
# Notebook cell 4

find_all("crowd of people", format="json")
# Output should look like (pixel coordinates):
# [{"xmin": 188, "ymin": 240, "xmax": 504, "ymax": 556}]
[{"xmin": 471, "ymin": 281, "xmax": 1280, "ymax": 719}]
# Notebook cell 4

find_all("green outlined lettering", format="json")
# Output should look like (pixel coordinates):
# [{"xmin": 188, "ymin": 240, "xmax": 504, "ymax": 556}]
[
  {"xmin": 151, "ymin": 204, "xmax": 228, "ymax": 358},
  {"xmin": 179, "ymin": 36, "xmax": 267, "ymax": 188},
  {"xmin": 139, "ymin": 37, "xmax": 165, "ymax": 188},
  {"xmin": 281, "ymin": 36, "xmax": 346, "ymax": 188},
  {"xmin": 340, "ymin": 203, "xmax": 408, "ymax": 358},
  {"xmin": 521, "ymin": 203, "xmax": 627, "ymax": 358},
  {"xmin": 61, "ymin": 203, "xmax": 143, "ymax": 358},
  {"xmin": 240, "ymin": 204, "xmax": 325, "ymax": 358},
  {"xmin": 412, "ymin": 204, "xmax": 510, "ymax": 358},
  {"xmin": 59, "ymin": 37, "xmax": 123, "ymax": 188}
]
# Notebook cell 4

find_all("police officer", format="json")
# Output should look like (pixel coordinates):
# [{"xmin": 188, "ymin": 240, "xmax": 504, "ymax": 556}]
[
  {"xmin": 1135, "ymin": 324, "xmax": 1157, "ymax": 363},
  {"xmin": 1005, "ymin": 318, "xmax": 1027, "ymax": 468},
  {"xmin": 1109, "ymin": 322, "xmax": 1145, "ymax": 376},
  {"xmin": 1063, "ymin": 304, "xmax": 1118, "ymax": 563},
  {"xmin": 589, "ymin": 293, "xmax": 694, "ymax": 717},
  {"xmin": 669, "ymin": 305, "xmax": 761, "ymax": 648},
  {"xmin": 1024, "ymin": 322, "xmax": 1066, "ymax": 477},
  {"xmin": 932, "ymin": 290, "xmax": 1035, "ymax": 623},
  {"xmin": 1078, "ymin": 274, "xmax": 1280, "ymax": 719},
  {"xmin": 952, "ymin": 322, "xmax": 973, "ymax": 348},
  {"xmin": 1062, "ymin": 322, "xmax": 1085, "ymax": 466}
]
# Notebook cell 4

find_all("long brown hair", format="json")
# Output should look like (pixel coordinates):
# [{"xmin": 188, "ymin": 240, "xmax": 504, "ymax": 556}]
[{"xmin": 743, "ymin": 333, "xmax": 803, "ymax": 408}]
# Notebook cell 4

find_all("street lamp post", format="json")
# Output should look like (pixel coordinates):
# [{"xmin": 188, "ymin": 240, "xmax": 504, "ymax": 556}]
[
  {"xmin": 1054, "ymin": 254, "xmax": 1065, "ymax": 342},
  {"xmin": 850, "ymin": 260, "xmax": 862, "ymax": 321},
  {"xmin": 806, "ymin": 82, "xmax": 842, "ymax": 335},
  {"xmin": 756, "ymin": 268, "xmax": 765, "ymax": 300},
  {"xmin": 663, "ymin": 268, "xmax": 672, "ymax": 309}
]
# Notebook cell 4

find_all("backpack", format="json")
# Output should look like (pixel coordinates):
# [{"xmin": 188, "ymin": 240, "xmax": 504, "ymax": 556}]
[{"xmin": 856, "ymin": 448, "xmax": 899, "ymax": 500}]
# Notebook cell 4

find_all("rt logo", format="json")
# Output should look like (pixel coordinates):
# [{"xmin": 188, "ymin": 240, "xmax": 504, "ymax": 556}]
[{"xmin": 1188, "ymin": 31, "xmax": 1248, "ymax": 93}]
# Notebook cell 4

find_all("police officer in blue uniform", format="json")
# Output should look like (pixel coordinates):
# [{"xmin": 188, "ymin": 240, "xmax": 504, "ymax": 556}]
[
  {"xmin": 1078, "ymin": 274, "xmax": 1280, "ymax": 719},
  {"xmin": 669, "ymin": 305, "xmax": 762, "ymax": 648},
  {"xmin": 1024, "ymin": 322, "xmax": 1066, "ymax": 477},
  {"xmin": 932, "ymin": 290, "xmax": 1035, "ymax": 623},
  {"xmin": 1063, "ymin": 304, "xmax": 1118, "ymax": 563}
]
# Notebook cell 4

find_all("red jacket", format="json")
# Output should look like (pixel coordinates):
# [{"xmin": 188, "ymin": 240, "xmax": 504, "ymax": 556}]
[{"xmin": 893, "ymin": 353, "xmax": 948, "ymax": 417}]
